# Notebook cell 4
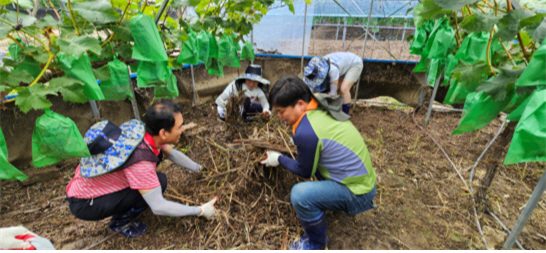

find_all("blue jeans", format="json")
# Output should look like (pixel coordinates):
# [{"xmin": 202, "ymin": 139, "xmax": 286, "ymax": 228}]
[{"xmin": 291, "ymin": 180, "xmax": 376, "ymax": 221}]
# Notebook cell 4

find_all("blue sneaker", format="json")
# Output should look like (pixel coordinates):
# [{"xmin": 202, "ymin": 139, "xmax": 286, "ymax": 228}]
[
  {"xmin": 289, "ymin": 212, "xmax": 327, "ymax": 250},
  {"xmin": 108, "ymin": 207, "xmax": 148, "ymax": 238}
]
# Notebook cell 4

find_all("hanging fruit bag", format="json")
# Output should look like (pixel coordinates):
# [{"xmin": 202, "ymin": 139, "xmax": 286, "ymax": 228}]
[
  {"xmin": 130, "ymin": 11, "xmax": 168, "ymax": 62},
  {"xmin": 136, "ymin": 60, "xmax": 171, "ymax": 88},
  {"xmin": 58, "ymin": 53, "xmax": 105, "ymax": 100},
  {"xmin": 0, "ymin": 127, "xmax": 28, "ymax": 181},
  {"xmin": 177, "ymin": 28, "xmax": 199, "ymax": 65},
  {"xmin": 100, "ymin": 57, "xmax": 134, "ymax": 101}
]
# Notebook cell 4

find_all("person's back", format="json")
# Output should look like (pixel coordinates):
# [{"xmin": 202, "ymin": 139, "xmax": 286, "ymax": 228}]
[{"xmin": 324, "ymin": 52, "xmax": 362, "ymax": 76}]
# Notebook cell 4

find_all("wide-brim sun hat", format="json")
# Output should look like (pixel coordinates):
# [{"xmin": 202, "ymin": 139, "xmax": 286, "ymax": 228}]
[
  {"xmin": 303, "ymin": 56, "xmax": 329, "ymax": 89},
  {"xmin": 80, "ymin": 119, "xmax": 145, "ymax": 178},
  {"xmin": 235, "ymin": 64, "xmax": 270, "ymax": 85}
]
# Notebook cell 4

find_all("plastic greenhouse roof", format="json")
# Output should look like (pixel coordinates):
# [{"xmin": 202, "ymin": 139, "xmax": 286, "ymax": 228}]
[{"xmin": 310, "ymin": 0, "xmax": 419, "ymax": 18}]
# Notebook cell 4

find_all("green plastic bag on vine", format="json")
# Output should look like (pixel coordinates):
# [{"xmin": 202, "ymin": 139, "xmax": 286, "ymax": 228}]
[
  {"xmin": 422, "ymin": 18, "xmax": 455, "ymax": 59},
  {"xmin": 231, "ymin": 34, "xmax": 241, "ymax": 51},
  {"xmin": 409, "ymin": 19, "xmax": 434, "ymax": 55},
  {"xmin": 206, "ymin": 57, "xmax": 224, "ymax": 77},
  {"xmin": 0, "ymin": 127, "xmax": 28, "ymax": 181},
  {"xmin": 100, "ymin": 57, "xmax": 134, "ymax": 101},
  {"xmin": 240, "ymin": 41, "xmax": 255, "ymax": 61},
  {"xmin": 454, "ymin": 32, "xmax": 492, "ymax": 64},
  {"xmin": 130, "ymin": 11, "xmax": 168, "ymax": 62},
  {"xmin": 32, "ymin": 109, "xmax": 90, "ymax": 168},
  {"xmin": 137, "ymin": 61, "xmax": 171, "ymax": 88},
  {"xmin": 413, "ymin": 54, "xmax": 430, "ymax": 73},
  {"xmin": 217, "ymin": 35, "xmax": 233, "ymax": 66},
  {"xmin": 443, "ymin": 79, "xmax": 480, "ymax": 105},
  {"xmin": 58, "ymin": 53, "xmax": 105, "ymax": 101},
  {"xmin": 208, "ymin": 33, "xmax": 218, "ymax": 59},
  {"xmin": 506, "ymin": 94, "xmax": 533, "ymax": 122},
  {"xmin": 451, "ymin": 89, "xmax": 516, "ymax": 135},
  {"xmin": 177, "ymin": 29, "xmax": 199, "ymax": 65},
  {"xmin": 426, "ymin": 58, "xmax": 445, "ymax": 86},
  {"xmin": 8, "ymin": 43, "xmax": 42, "ymax": 78},
  {"xmin": 154, "ymin": 72, "xmax": 179, "ymax": 99},
  {"xmin": 504, "ymin": 88, "xmax": 546, "ymax": 165},
  {"xmin": 227, "ymin": 40, "xmax": 241, "ymax": 68},
  {"xmin": 441, "ymin": 54, "xmax": 458, "ymax": 86},
  {"xmin": 197, "ymin": 31, "xmax": 210, "ymax": 65},
  {"xmin": 515, "ymin": 43, "xmax": 546, "ymax": 88}
]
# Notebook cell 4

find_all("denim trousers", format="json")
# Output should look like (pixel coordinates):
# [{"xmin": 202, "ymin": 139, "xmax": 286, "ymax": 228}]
[{"xmin": 290, "ymin": 180, "xmax": 376, "ymax": 221}]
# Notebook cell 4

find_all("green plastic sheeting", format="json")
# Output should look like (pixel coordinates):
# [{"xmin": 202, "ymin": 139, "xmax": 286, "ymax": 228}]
[
  {"xmin": 32, "ymin": 109, "xmax": 90, "ymax": 168},
  {"xmin": 443, "ymin": 32, "xmax": 494, "ymax": 104},
  {"xmin": 136, "ymin": 61, "xmax": 171, "ymax": 88},
  {"xmin": 178, "ymin": 29, "xmax": 199, "ymax": 65},
  {"xmin": 208, "ymin": 33, "xmax": 218, "ymax": 59},
  {"xmin": 427, "ymin": 58, "xmax": 445, "ymax": 86},
  {"xmin": 515, "ymin": 43, "xmax": 546, "ymax": 88},
  {"xmin": 504, "ymin": 89, "xmax": 546, "ymax": 165},
  {"xmin": 197, "ymin": 31, "xmax": 210, "ymax": 65},
  {"xmin": 506, "ymin": 94, "xmax": 533, "ymax": 121},
  {"xmin": 442, "ymin": 54, "xmax": 458, "ymax": 86},
  {"xmin": 154, "ymin": 72, "xmax": 179, "ymax": 99},
  {"xmin": 130, "ymin": 12, "xmax": 168, "ymax": 62},
  {"xmin": 409, "ymin": 19, "xmax": 434, "ymax": 55},
  {"xmin": 9, "ymin": 43, "xmax": 41, "ymax": 78},
  {"xmin": 451, "ymin": 88, "xmax": 518, "ymax": 135},
  {"xmin": 422, "ymin": 18, "xmax": 455, "ymax": 59},
  {"xmin": 240, "ymin": 41, "xmax": 255, "ymax": 61},
  {"xmin": 0, "ymin": 127, "xmax": 28, "ymax": 181},
  {"xmin": 206, "ymin": 57, "xmax": 224, "ymax": 77},
  {"xmin": 58, "ymin": 53, "xmax": 105, "ymax": 101},
  {"xmin": 413, "ymin": 54, "xmax": 430, "ymax": 73},
  {"xmin": 217, "ymin": 35, "xmax": 233, "ymax": 66},
  {"xmin": 100, "ymin": 57, "xmax": 134, "ymax": 101},
  {"xmin": 227, "ymin": 38, "xmax": 241, "ymax": 68}
]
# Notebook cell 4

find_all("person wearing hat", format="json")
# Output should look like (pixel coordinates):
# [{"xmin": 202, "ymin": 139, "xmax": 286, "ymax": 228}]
[
  {"xmin": 260, "ymin": 75, "xmax": 377, "ymax": 250},
  {"xmin": 66, "ymin": 100, "xmax": 218, "ymax": 238},
  {"xmin": 303, "ymin": 52, "xmax": 363, "ymax": 115},
  {"xmin": 215, "ymin": 64, "xmax": 271, "ymax": 120}
]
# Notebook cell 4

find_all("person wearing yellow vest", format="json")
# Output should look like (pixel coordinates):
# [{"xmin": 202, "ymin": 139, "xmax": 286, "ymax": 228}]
[{"xmin": 260, "ymin": 75, "xmax": 377, "ymax": 250}]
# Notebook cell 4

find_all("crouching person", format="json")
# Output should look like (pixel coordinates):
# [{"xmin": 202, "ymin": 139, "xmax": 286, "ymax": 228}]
[
  {"xmin": 260, "ymin": 76, "xmax": 377, "ymax": 250},
  {"xmin": 66, "ymin": 100, "xmax": 218, "ymax": 238},
  {"xmin": 215, "ymin": 64, "xmax": 271, "ymax": 121}
]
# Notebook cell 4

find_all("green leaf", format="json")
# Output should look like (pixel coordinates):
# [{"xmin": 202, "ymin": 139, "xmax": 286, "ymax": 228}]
[
  {"xmin": 520, "ymin": 13, "xmax": 546, "ymax": 28},
  {"xmin": 48, "ymin": 76, "xmax": 88, "ymax": 103},
  {"xmin": 36, "ymin": 15, "xmax": 60, "ymax": 28},
  {"xmin": 0, "ymin": 0, "xmax": 14, "ymax": 6},
  {"xmin": 0, "ymin": 69, "xmax": 34, "ymax": 87},
  {"xmin": 109, "ymin": 20, "xmax": 133, "ymax": 41},
  {"xmin": 56, "ymin": 35, "xmax": 102, "ymax": 57},
  {"xmin": 461, "ymin": 12, "xmax": 503, "ymax": 34},
  {"xmin": 188, "ymin": 15, "xmax": 203, "ymax": 32},
  {"xmin": 0, "ymin": 11, "xmax": 37, "ymax": 27},
  {"xmin": 0, "ymin": 85, "xmax": 11, "ymax": 92},
  {"xmin": 0, "ymin": 25, "xmax": 12, "ymax": 39},
  {"xmin": 22, "ymin": 47, "xmax": 50, "ymax": 63},
  {"xmin": 203, "ymin": 18, "xmax": 216, "ymax": 30},
  {"xmin": 114, "ymin": 43, "xmax": 132, "ymax": 58},
  {"xmin": 476, "ymin": 67, "xmax": 525, "ymax": 101},
  {"xmin": 451, "ymin": 60, "xmax": 490, "ymax": 83},
  {"xmin": 72, "ymin": 0, "xmax": 121, "ymax": 24},
  {"xmin": 15, "ymin": 83, "xmax": 57, "ymax": 113},
  {"xmin": 526, "ymin": 18, "xmax": 546, "ymax": 44},
  {"xmin": 15, "ymin": 0, "xmax": 34, "ymax": 9},
  {"xmin": 432, "ymin": 0, "xmax": 479, "ymax": 11},
  {"xmin": 92, "ymin": 65, "xmax": 111, "ymax": 81},
  {"xmin": 419, "ymin": 0, "xmax": 449, "ymax": 20},
  {"xmin": 172, "ymin": 0, "xmax": 201, "ymax": 9},
  {"xmin": 494, "ymin": 9, "xmax": 535, "ymax": 41}
]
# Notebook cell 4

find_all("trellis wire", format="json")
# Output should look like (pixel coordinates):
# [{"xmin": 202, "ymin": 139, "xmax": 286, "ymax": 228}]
[{"xmin": 352, "ymin": 0, "xmax": 374, "ymax": 109}]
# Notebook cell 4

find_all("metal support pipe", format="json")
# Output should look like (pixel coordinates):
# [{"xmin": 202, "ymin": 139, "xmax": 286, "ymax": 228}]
[
  {"xmin": 301, "ymin": 3, "xmax": 308, "ymax": 78},
  {"xmin": 401, "ymin": 19, "xmax": 408, "ymax": 41},
  {"xmin": 154, "ymin": 0, "xmax": 170, "ymax": 24},
  {"xmin": 127, "ymin": 67, "xmax": 140, "ymax": 120},
  {"xmin": 190, "ymin": 64, "xmax": 197, "ymax": 106},
  {"xmin": 335, "ymin": 18, "xmax": 341, "ymax": 41},
  {"xmin": 342, "ymin": 17, "xmax": 348, "ymax": 49},
  {"xmin": 89, "ymin": 101, "xmax": 100, "ymax": 120},
  {"xmin": 251, "ymin": 23, "xmax": 254, "ymax": 65},
  {"xmin": 353, "ymin": 0, "xmax": 374, "ymax": 109},
  {"xmin": 503, "ymin": 167, "xmax": 546, "ymax": 249},
  {"xmin": 313, "ymin": 20, "xmax": 316, "ymax": 55},
  {"xmin": 314, "ymin": 23, "xmax": 415, "ymax": 30},
  {"xmin": 373, "ymin": 17, "xmax": 378, "ymax": 39},
  {"xmin": 425, "ymin": 75, "xmax": 442, "ymax": 124},
  {"xmin": 418, "ymin": 74, "xmax": 428, "ymax": 107}
]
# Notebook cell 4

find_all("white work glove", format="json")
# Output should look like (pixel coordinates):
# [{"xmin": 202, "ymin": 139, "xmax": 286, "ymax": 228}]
[
  {"xmin": 199, "ymin": 196, "xmax": 218, "ymax": 220},
  {"xmin": 0, "ymin": 226, "xmax": 55, "ymax": 250},
  {"xmin": 260, "ymin": 150, "xmax": 281, "ymax": 167},
  {"xmin": 262, "ymin": 109, "xmax": 271, "ymax": 115}
]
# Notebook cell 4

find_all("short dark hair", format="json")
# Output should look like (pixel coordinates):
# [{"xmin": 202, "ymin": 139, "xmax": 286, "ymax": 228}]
[
  {"xmin": 269, "ymin": 75, "xmax": 312, "ymax": 108},
  {"xmin": 145, "ymin": 100, "xmax": 183, "ymax": 135}
]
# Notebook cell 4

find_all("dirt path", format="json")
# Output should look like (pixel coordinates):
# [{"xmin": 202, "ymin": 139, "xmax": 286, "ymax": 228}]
[{"xmin": 1, "ymin": 102, "xmax": 545, "ymax": 250}]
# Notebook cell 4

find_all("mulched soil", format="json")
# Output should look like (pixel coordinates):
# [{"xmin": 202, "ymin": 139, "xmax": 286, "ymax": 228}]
[{"xmin": 1, "ymin": 102, "xmax": 545, "ymax": 250}]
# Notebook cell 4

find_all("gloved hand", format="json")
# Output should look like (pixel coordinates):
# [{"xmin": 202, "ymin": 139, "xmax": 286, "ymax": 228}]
[
  {"xmin": 0, "ymin": 226, "xmax": 55, "ymax": 250},
  {"xmin": 260, "ymin": 150, "xmax": 281, "ymax": 167},
  {"xmin": 199, "ymin": 196, "xmax": 219, "ymax": 220},
  {"xmin": 262, "ymin": 109, "xmax": 271, "ymax": 121}
]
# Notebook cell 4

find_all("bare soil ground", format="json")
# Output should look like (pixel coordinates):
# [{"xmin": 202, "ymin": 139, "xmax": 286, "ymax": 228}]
[{"xmin": 1, "ymin": 101, "xmax": 545, "ymax": 250}]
